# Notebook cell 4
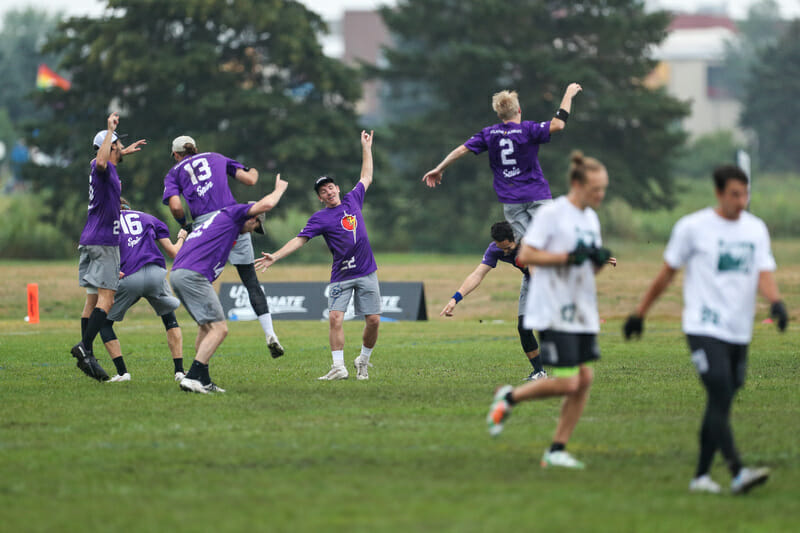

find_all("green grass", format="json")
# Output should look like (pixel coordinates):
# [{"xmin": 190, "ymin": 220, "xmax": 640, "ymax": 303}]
[{"xmin": 1, "ymin": 314, "xmax": 798, "ymax": 532}]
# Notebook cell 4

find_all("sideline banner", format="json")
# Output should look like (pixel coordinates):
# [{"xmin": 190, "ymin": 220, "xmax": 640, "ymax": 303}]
[{"xmin": 219, "ymin": 282, "xmax": 427, "ymax": 321}]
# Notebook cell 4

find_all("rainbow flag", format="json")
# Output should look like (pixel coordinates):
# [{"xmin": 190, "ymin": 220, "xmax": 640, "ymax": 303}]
[{"xmin": 36, "ymin": 64, "xmax": 71, "ymax": 91}]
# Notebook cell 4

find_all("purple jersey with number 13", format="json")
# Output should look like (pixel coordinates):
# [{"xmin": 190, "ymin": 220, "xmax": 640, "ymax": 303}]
[
  {"xmin": 119, "ymin": 210, "xmax": 171, "ymax": 275},
  {"xmin": 298, "ymin": 182, "xmax": 377, "ymax": 283},
  {"xmin": 79, "ymin": 160, "xmax": 122, "ymax": 246},
  {"xmin": 463, "ymin": 120, "xmax": 552, "ymax": 204},
  {"xmin": 162, "ymin": 152, "xmax": 246, "ymax": 219}
]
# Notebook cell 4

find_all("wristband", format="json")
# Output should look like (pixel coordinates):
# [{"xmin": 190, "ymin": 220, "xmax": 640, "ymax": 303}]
[
  {"xmin": 554, "ymin": 108, "xmax": 570, "ymax": 122},
  {"xmin": 453, "ymin": 291, "xmax": 463, "ymax": 303}
]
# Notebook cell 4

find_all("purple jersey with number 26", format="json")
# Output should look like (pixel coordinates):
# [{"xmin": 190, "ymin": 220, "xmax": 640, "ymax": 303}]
[
  {"xmin": 162, "ymin": 152, "xmax": 246, "ymax": 219},
  {"xmin": 463, "ymin": 120, "xmax": 552, "ymax": 204}
]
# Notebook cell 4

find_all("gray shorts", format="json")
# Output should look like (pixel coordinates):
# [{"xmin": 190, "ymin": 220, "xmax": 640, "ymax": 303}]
[
  {"xmin": 78, "ymin": 245, "xmax": 120, "ymax": 291},
  {"xmin": 194, "ymin": 210, "xmax": 254, "ymax": 265},
  {"xmin": 503, "ymin": 199, "xmax": 553, "ymax": 241},
  {"xmin": 518, "ymin": 275, "xmax": 529, "ymax": 316},
  {"xmin": 326, "ymin": 271, "xmax": 382, "ymax": 315},
  {"xmin": 170, "ymin": 268, "xmax": 225, "ymax": 325},
  {"xmin": 108, "ymin": 264, "xmax": 180, "ymax": 322}
]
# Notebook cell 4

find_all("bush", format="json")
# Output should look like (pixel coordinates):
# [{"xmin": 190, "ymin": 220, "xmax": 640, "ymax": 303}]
[
  {"xmin": 674, "ymin": 130, "xmax": 744, "ymax": 179},
  {"xmin": 0, "ymin": 192, "xmax": 74, "ymax": 258}
]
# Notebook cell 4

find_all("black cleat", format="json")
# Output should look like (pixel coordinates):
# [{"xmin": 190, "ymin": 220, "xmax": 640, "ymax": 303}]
[{"xmin": 71, "ymin": 343, "xmax": 110, "ymax": 382}]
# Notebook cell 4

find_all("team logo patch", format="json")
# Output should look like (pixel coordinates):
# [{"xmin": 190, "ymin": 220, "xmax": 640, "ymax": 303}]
[{"xmin": 341, "ymin": 214, "xmax": 357, "ymax": 232}]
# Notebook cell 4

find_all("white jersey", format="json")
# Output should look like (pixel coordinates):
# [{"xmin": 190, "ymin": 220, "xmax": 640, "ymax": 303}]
[
  {"xmin": 664, "ymin": 207, "xmax": 776, "ymax": 344},
  {"xmin": 522, "ymin": 195, "xmax": 602, "ymax": 333}
]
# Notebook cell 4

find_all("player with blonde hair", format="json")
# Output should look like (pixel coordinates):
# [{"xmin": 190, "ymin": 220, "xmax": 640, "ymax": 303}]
[{"xmin": 423, "ymin": 83, "xmax": 582, "ymax": 239}]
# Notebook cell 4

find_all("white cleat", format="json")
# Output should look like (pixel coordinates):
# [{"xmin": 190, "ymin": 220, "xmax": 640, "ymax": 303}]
[
  {"xmin": 174, "ymin": 371, "xmax": 186, "ymax": 382},
  {"xmin": 354, "ymin": 355, "xmax": 372, "ymax": 380},
  {"xmin": 731, "ymin": 467, "xmax": 770, "ymax": 495},
  {"xmin": 524, "ymin": 370, "xmax": 547, "ymax": 382},
  {"xmin": 486, "ymin": 385, "xmax": 513, "ymax": 437},
  {"xmin": 108, "ymin": 373, "xmax": 131, "ymax": 382},
  {"xmin": 179, "ymin": 377, "xmax": 208, "ymax": 394},
  {"xmin": 689, "ymin": 474, "xmax": 721, "ymax": 494},
  {"xmin": 203, "ymin": 382, "xmax": 226, "ymax": 393},
  {"xmin": 318, "ymin": 364, "xmax": 349, "ymax": 381},
  {"xmin": 541, "ymin": 450, "xmax": 585, "ymax": 469},
  {"xmin": 267, "ymin": 334, "xmax": 284, "ymax": 359}
]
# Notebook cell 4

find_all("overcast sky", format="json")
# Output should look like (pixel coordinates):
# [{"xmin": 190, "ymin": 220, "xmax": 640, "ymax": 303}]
[{"xmin": 1, "ymin": 0, "xmax": 799, "ymax": 23}]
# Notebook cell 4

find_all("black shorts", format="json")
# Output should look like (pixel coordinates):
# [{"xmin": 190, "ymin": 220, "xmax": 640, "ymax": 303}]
[
  {"xmin": 538, "ymin": 330, "xmax": 600, "ymax": 369},
  {"xmin": 686, "ymin": 335, "xmax": 748, "ymax": 391}
]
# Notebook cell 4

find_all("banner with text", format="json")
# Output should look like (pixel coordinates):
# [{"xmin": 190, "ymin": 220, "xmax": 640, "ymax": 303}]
[{"xmin": 218, "ymin": 282, "xmax": 427, "ymax": 321}]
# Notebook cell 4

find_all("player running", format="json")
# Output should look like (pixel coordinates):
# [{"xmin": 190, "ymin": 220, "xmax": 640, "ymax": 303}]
[
  {"xmin": 163, "ymin": 136, "xmax": 284, "ymax": 358},
  {"xmin": 423, "ymin": 83, "xmax": 582, "ymax": 239},
  {"xmin": 99, "ymin": 198, "xmax": 188, "ymax": 382},
  {"xmin": 624, "ymin": 165, "xmax": 788, "ymax": 495},
  {"xmin": 255, "ymin": 131, "xmax": 379, "ymax": 381},
  {"xmin": 441, "ymin": 221, "xmax": 546, "ymax": 382},
  {"xmin": 171, "ymin": 175, "xmax": 288, "ymax": 394},
  {"xmin": 486, "ymin": 151, "xmax": 615, "ymax": 470},
  {"xmin": 71, "ymin": 112, "xmax": 146, "ymax": 381}
]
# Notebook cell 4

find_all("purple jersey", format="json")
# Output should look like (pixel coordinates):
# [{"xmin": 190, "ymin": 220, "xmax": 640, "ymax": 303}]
[
  {"xmin": 119, "ymin": 210, "xmax": 171, "ymax": 275},
  {"xmin": 298, "ymin": 182, "xmax": 377, "ymax": 283},
  {"xmin": 463, "ymin": 120, "xmax": 552, "ymax": 204},
  {"xmin": 162, "ymin": 152, "xmax": 246, "ymax": 219},
  {"xmin": 79, "ymin": 160, "xmax": 122, "ymax": 246},
  {"xmin": 172, "ymin": 203, "xmax": 252, "ymax": 282},
  {"xmin": 481, "ymin": 242, "xmax": 529, "ymax": 279}
]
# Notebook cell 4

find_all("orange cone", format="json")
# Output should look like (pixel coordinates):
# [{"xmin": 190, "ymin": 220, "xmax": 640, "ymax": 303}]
[{"xmin": 27, "ymin": 283, "xmax": 39, "ymax": 324}]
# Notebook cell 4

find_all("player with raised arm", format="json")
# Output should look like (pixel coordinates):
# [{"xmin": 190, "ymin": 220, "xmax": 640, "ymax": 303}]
[
  {"xmin": 441, "ymin": 221, "xmax": 546, "ymax": 382},
  {"xmin": 486, "ymin": 151, "xmax": 615, "ymax": 470},
  {"xmin": 624, "ymin": 165, "xmax": 788, "ymax": 495},
  {"xmin": 423, "ymin": 83, "xmax": 582, "ymax": 239},
  {"xmin": 71, "ymin": 112, "xmax": 146, "ymax": 381},
  {"xmin": 100, "ymin": 198, "xmax": 188, "ymax": 382},
  {"xmin": 255, "ymin": 131, "xmax": 379, "ymax": 381},
  {"xmin": 163, "ymin": 136, "xmax": 284, "ymax": 358},
  {"xmin": 171, "ymin": 175, "xmax": 288, "ymax": 394}
]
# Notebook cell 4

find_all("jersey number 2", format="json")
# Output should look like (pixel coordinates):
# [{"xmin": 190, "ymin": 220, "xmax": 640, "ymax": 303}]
[{"xmin": 499, "ymin": 138, "xmax": 517, "ymax": 166}]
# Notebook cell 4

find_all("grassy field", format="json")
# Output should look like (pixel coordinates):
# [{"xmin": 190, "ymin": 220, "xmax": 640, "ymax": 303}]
[{"xmin": 1, "ymin": 245, "xmax": 799, "ymax": 532}]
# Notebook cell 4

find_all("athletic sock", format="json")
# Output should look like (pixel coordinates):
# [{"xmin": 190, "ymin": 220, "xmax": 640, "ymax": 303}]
[
  {"xmin": 550, "ymin": 442, "xmax": 566, "ymax": 453},
  {"xmin": 186, "ymin": 360, "xmax": 204, "ymax": 380},
  {"xmin": 112, "ymin": 356, "xmax": 127, "ymax": 376},
  {"xmin": 504, "ymin": 391, "xmax": 516, "ymax": 406},
  {"xmin": 530, "ymin": 355, "xmax": 544, "ymax": 373},
  {"xmin": 332, "ymin": 350, "xmax": 345, "ymax": 367},
  {"xmin": 359, "ymin": 345, "xmax": 373, "ymax": 362},
  {"xmin": 81, "ymin": 317, "xmax": 89, "ymax": 338},
  {"xmin": 258, "ymin": 313, "xmax": 275, "ymax": 338},
  {"xmin": 82, "ymin": 308, "xmax": 108, "ymax": 353},
  {"xmin": 200, "ymin": 363, "xmax": 211, "ymax": 385},
  {"xmin": 173, "ymin": 358, "xmax": 184, "ymax": 374}
]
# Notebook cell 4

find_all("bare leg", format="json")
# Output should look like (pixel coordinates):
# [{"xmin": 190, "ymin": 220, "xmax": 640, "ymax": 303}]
[
  {"xmin": 552, "ymin": 366, "xmax": 594, "ymax": 444},
  {"xmin": 362, "ymin": 314, "xmax": 380, "ymax": 349},
  {"xmin": 511, "ymin": 374, "xmax": 580, "ymax": 403},
  {"xmin": 194, "ymin": 321, "xmax": 227, "ymax": 364},
  {"xmin": 329, "ymin": 310, "xmax": 345, "ymax": 351},
  {"xmin": 104, "ymin": 339, "xmax": 122, "ymax": 359},
  {"xmin": 167, "ymin": 327, "xmax": 183, "ymax": 359}
]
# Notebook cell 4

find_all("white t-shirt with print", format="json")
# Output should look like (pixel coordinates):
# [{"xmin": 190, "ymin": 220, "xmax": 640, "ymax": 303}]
[
  {"xmin": 522, "ymin": 195, "xmax": 602, "ymax": 333},
  {"xmin": 664, "ymin": 207, "xmax": 776, "ymax": 344}
]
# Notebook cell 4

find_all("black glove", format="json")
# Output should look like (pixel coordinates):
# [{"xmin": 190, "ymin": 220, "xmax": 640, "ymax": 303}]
[
  {"xmin": 567, "ymin": 243, "xmax": 592, "ymax": 265},
  {"xmin": 623, "ymin": 314, "xmax": 644, "ymax": 339},
  {"xmin": 770, "ymin": 300, "xmax": 788, "ymax": 332},
  {"xmin": 181, "ymin": 222, "xmax": 193, "ymax": 234},
  {"xmin": 588, "ymin": 246, "xmax": 613, "ymax": 267}
]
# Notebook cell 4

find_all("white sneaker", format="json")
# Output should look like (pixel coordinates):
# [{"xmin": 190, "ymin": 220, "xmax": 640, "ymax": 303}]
[
  {"xmin": 524, "ymin": 370, "xmax": 547, "ymax": 382},
  {"xmin": 541, "ymin": 450, "xmax": 585, "ymax": 469},
  {"xmin": 109, "ymin": 373, "xmax": 131, "ymax": 382},
  {"xmin": 731, "ymin": 467, "xmax": 770, "ymax": 495},
  {"xmin": 318, "ymin": 364, "xmax": 348, "ymax": 381},
  {"xmin": 354, "ymin": 355, "xmax": 372, "ymax": 380},
  {"xmin": 267, "ymin": 334, "xmax": 284, "ymax": 359},
  {"xmin": 204, "ymin": 382, "xmax": 226, "ymax": 393},
  {"xmin": 174, "ymin": 371, "xmax": 186, "ymax": 382},
  {"xmin": 179, "ymin": 377, "xmax": 208, "ymax": 394},
  {"xmin": 689, "ymin": 475, "xmax": 721, "ymax": 494}
]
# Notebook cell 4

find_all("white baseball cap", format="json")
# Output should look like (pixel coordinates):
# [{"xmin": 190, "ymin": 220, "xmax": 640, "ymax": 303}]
[
  {"xmin": 92, "ymin": 130, "xmax": 123, "ymax": 150},
  {"xmin": 171, "ymin": 135, "xmax": 197, "ymax": 153}
]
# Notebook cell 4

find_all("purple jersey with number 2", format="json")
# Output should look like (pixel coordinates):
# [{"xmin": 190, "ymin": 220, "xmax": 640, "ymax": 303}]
[
  {"xmin": 298, "ymin": 182, "xmax": 377, "ymax": 283},
  {"xmin": 463, "ymin": 120, "xmax": 552, "ymax": 204},
  {"xmin": 79, "ymin": 159, "xmax": 122, "ymax": 246},
  {"xmin": 162, "ymin": 152, "xmax": 246, "ymax": 219},
  {"xmin": 172, "ymin": 204, "xmax": 252, "ymax": 283},
  {"xmin": 119, "ymin": 210, "xmax": 171, "ymax": 275}
]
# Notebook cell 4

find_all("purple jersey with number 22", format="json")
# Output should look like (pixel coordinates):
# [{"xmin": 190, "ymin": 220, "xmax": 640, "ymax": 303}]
[
  {"xmin": 79, "ymin": 159, "xmax": 121, "ymax": 246},
  {"xmin": 463, "ymin": 120, "xmax": 552, "ymax": 204}
]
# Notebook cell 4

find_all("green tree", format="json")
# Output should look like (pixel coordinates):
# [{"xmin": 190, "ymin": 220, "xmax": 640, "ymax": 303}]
[
  {"xmin": 26, "ymin": 0, "xmax": 362, "ymax": 248},
  {"xmin": 740, "ymin": 18, "xmax": 800, "ymax": 173},
  {"xmin": 375, "ymin": 0, "xmax": 689, "ymax": 251}
]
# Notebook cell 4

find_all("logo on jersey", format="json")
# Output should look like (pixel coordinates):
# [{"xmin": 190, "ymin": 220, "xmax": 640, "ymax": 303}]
[
  {"xmin": 341, "ymin": 212, "xmax": 358, "ymax": 243},
  {"xmin": 717, "ymin": 241, "xmax": 755, "ymax": 273}
]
